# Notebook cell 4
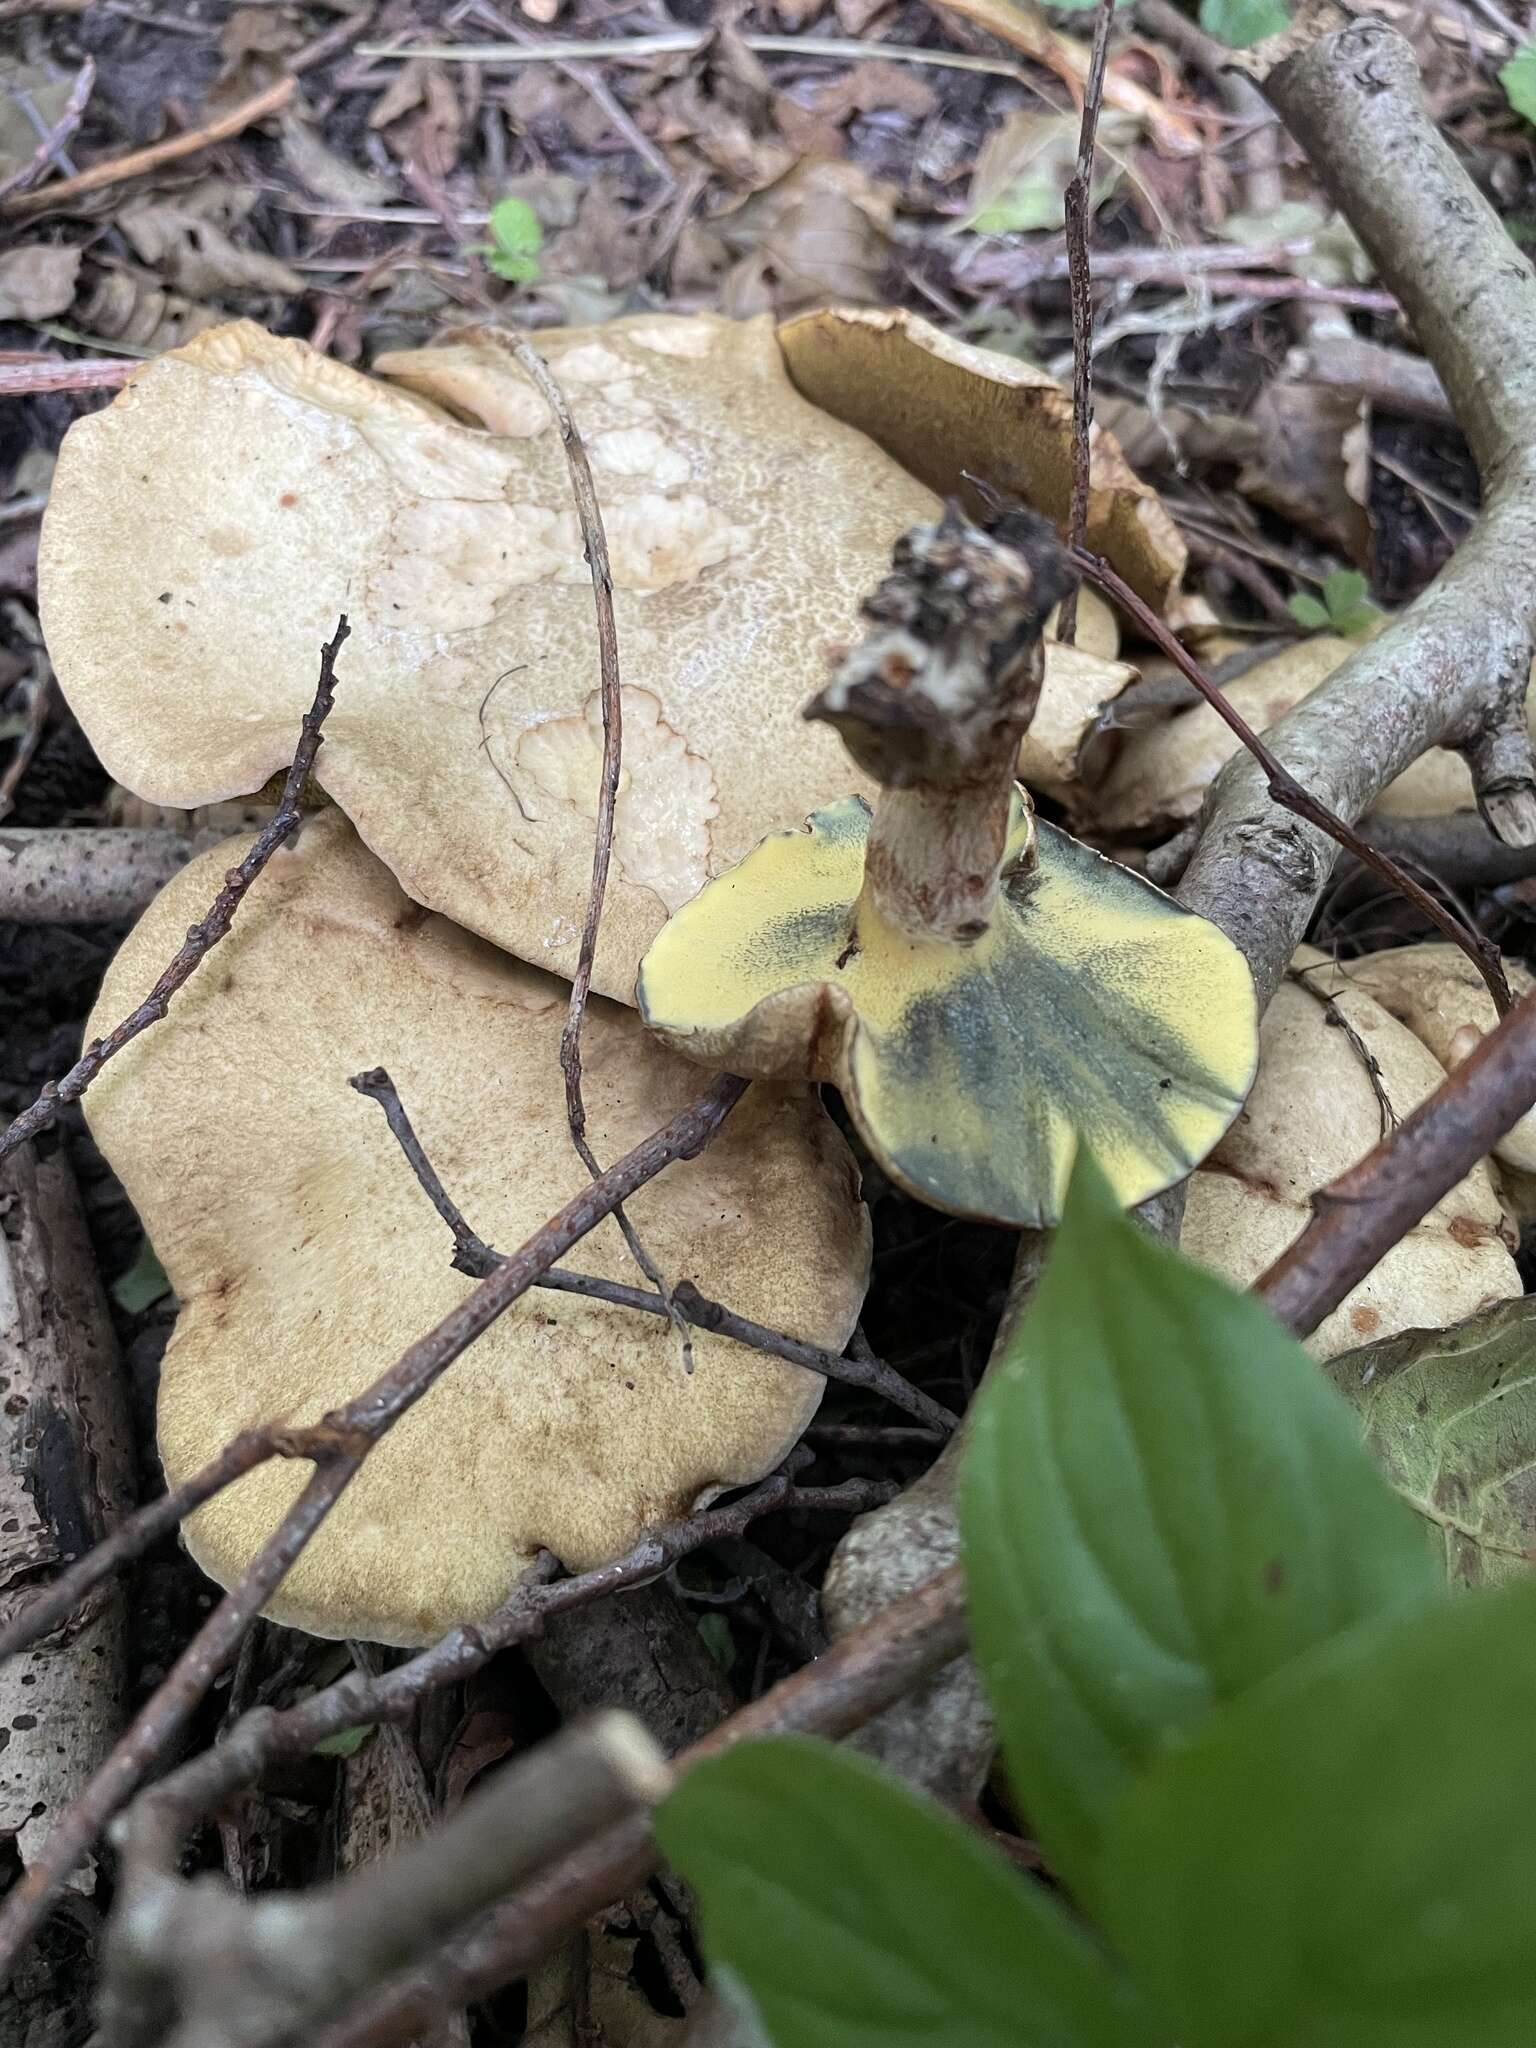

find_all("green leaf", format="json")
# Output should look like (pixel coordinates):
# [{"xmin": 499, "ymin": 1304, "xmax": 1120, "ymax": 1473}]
[
  {"xmin": 658, "ymin": 1737, "xmax": 1160, "ymax": 2048},
  {"xmin": 482, "ymin": 194, "xmax": 542, "ymax": 285},
  {"xmin": 1288, "ymin": 593, "xmax": 1332, "ymax": 630},
  {"xmin": 314, "ymin": 1723, "xmax": 372, "ymax": 1758},
  {"xmin": 959, "ymin": 1152, "xmax": 1441, "ymax": 1905},
  {"xmin": 1199, "ymin": 0, "xmax": 1289, "ymax": 48},
  {"xmin": 1103, "ymin": 1577, "xmax": 1536, "ymax": 2048},
  {"xmin": 112, "ymin": 1236, "xmax": 172, "ymax": 1313},
  {"xmin": 1328, "ymin": 1297, "xmax": 1536, "ymax": 1589},
  {"xmin": 1321, "ymin": 568, "xmax": 1369, "ymax": 615},
  {"xmin": 1500, "ymin": 44, "xmax": 1536, "ymax": 125}
]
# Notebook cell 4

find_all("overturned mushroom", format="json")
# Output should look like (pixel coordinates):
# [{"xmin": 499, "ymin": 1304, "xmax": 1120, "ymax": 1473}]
[
  {"xmin": 638, "ymin": 502, "xmax": 1257, "ymax": 1228},
  {"xmin": 40, "ymin": 311, "xmax": 1156, "ymax": 1003},
  {"xmin": 1180, "ymin": 953, "xmax": 1520, "ymax": 1359},
  {"xmin": 82, "ymin": 810, "xmax": 869, "ymax": 1646}
]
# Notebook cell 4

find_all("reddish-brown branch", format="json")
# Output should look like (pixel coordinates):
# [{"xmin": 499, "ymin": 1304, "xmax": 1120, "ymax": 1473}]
[
  {"xmin": 0, "ymin": 355, "xmax": 137, "ymax": 396},
  {"xmin": 0, "ymin": 1072, "xmax": 746, "ymax": 1969},
  {"xmin": 1073, "ymin": 550, "xmax": 1514, "ymax": 1013},
  {"xmin": 0, "ymin": 619, "xmax": 350, "ymax": 1166},
  {"xmin": 1257, "ymin": 986, "xmax": 1536, "ymax": 1334}
]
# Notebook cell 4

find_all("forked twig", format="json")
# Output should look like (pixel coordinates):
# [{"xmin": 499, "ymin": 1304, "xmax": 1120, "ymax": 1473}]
[
  {"xmin": 352, "ymin": 1067, "xmax": 956, "ymax": 1434},
  {"xmin": 0, "ymin": 663, "xmax": 53, "ymax": 823},
  {"xmin": 450, "ymin": 323, "xmax": 693, "ymax": 1366},
  {"xmin": 0, "ymin": 619, "xmax": 351, "ymax": 1166},
  {"xmin": 1073, "ymin": 549, "xmax": 1515, "ymax": 1014}
]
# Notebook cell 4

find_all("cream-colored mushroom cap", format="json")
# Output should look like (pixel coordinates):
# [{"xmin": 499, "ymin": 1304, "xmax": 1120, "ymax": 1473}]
[
  {"xmin": 1093, "ymin": 631, "xmax": 1536, "ymax": 837},
  {"xmin": 82, "ymin": 809, "xmax": 870, "ymax": 1646},
  {"xmin": 1180, "ymin": 957, "xmax": 1519, "ymax": 1359},
  {"xmin": 40, "ymin": 314, "xmax": 1142, "ymax": 1003},
  {"xmin": 1307, "ymin": 945, "xmax": 1536, "ymax": 1173}
]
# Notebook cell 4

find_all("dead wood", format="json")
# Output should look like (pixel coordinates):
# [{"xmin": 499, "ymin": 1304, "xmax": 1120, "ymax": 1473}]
[{"xmin": 0, "ymin": 828, "xmax": 197, "ymax": 925}]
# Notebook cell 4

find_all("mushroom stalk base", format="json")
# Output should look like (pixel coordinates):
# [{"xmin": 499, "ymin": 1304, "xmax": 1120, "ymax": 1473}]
[{"xmin": 861, "ymin": 769, "xmax": 1032, "ymax": 947}]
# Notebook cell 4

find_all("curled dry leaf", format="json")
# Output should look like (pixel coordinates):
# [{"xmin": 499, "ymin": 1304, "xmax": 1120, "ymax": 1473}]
[
  {"xmin": 1180, "ymin": 956, "xmax": 1521, "ymax": 1360},
  {"xmin": 0, "ymin": 241, "xmax": 80, "ymax": 322},
  {"xmin": 716, "ymin": 159, "xmax": 896, "ymax": 318},
  {"xmin": 117, "ymin": 181, "xmax": 303, "ymax": 301},
  {"xmin": 40, "ymin": 309, "xmax": 1154, "ymax": 1002},
  {"xmin": 1328, "ymin": 1296, "xmax": 1536, "ymax": 1589},
  {"xmin": 1238, "ymin": 380, "xmax": 1373, "ymax": 564},
  {"xmin": 84, "ymin": 811, "xmax": 870, "ymax": 1647}
]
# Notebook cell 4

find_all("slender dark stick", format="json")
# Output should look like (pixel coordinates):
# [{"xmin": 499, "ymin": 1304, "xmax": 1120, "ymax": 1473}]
[
  {"xmin": 451, "ymin": 322, "xmax": 690, "ymax": 1364},
  {"xmin": 1056, "ymin": 0, "xmax": 1114, "ymax": 647},
  {"xmin": 0, "ymin": 620, "xmax": 351, "ymax": 1165},
  {"xmin": 352, "ymin": 1068, "xmax": 957, "ymax": 1434},
  {"xmin": 0, "ymin": 665, "xmax": 53, "ymax": 822},
  {"xmin": 1073, "ymin": 548, "xmax": 1514, "ymax": 1014},
  {"xmin": 0, "ymin": 1073, "xmax": 746, "ymax": 1969}
]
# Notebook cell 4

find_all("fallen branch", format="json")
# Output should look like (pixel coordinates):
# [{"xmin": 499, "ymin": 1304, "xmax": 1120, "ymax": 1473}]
[
  {"xmin": 0, "ymin": 1072, "xmax": 745, "ymax": 1969},
  {"xmin": 0, "ymin": 74, "xmax": 297, "ymax": 218},
  {"xmin": 101, "ymin": 1714, "xmax": 672, "ymax": 2048},
  {"xmin": 0, "ymin": 619, "xmax": 348, "ymax": 1166},
  {"xmin": 0, "ymin": 357, "xmax": 137, "ymax": 397},
  {"xmin": 1179, "ymin": 6, "xmax": 1536, "ymax": 1010},
  {"xmin": 0, "ymin": 826, "xmax": 198, "ymax": 924},
  {"xmin": 353, "ymin": 1065, "xmax": 956, "ymax": 1434}
]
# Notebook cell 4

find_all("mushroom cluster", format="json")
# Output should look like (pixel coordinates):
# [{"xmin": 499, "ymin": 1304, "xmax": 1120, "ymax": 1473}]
[{"xmin": 43, "ymin": 306, "xmax": 1203, "ymax": 1642}]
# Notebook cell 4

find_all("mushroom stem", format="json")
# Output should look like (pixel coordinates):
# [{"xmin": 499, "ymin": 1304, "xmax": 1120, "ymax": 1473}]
[{"xmin": 805, "ymin": 499, "xmax": 1073, "ymax": 946}]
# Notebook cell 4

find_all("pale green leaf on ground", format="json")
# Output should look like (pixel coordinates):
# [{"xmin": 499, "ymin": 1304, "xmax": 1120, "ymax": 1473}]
[
  {"xmin": 1500, "ymin": 45, "xmax": 1536, "ymax": 125},
  {"xmin": 1200, "ymin": 0, "xmax": 1290, "ymax": 49},
  {"xmin": 959, "ymin": 1153, "xmax": 1440, "ymax": 1906},
  {"xmin": 1103, "ymin": 1578, "xmax": 1536, "ymax": 2048},
  {"xmin": 1328, "ymin": 1297, "xmax": 1536, "ymax": 1588},
  {"xmin": 112, "ymin": 1235, "xmax": 172, "ymax": 1314},
  {"xmin": 658, "ymin": 1737, "xmax": 1160, "ymax": 2048}
]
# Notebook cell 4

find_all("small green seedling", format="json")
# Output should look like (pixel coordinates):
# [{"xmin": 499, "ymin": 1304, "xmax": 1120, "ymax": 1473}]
[
  {"xmin": 1289, "ymin": 566, "xmax": 1382, "ymax": 638},
  {"xmin": 472, "ymin": 196, "xmax": 544, "ymax": 286}
]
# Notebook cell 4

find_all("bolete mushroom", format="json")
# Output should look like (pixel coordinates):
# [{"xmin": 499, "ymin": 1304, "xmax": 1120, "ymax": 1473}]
[
  {"xmin": 1180, "ymin": 952, "xmax": 1521, "ymax": 1358},
  {"xmin": 637, "ymin": 501, "xmax": 1259, "ymax": 1227},
  {"xmin": 39, "ymin": 310, "xmax": 1155, "ymax": 1004},
  {"xmin": 82, "ymin": 810, "xmax": 870, "ymax": 1646}
]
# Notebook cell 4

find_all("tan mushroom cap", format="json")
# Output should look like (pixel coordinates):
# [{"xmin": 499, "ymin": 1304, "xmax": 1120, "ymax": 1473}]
[
  {"xmin": 83, "ymin": 810, "xmax": 870, "ymax": 1646},
  {"xmin": 41, "ymin": 314, "xmax": 1140, "ymax": 1003},
  {"xmin": 1094, "ymin": 631, "xmax": 1536, "ymax": 837},
  {"xmin": 1307, "ymin": 945, "xmax": 1536, "ymax": 1173},
  {"xmin": 1180, "ymin": 956, "xmax": 1519, "ymax": 1359}
]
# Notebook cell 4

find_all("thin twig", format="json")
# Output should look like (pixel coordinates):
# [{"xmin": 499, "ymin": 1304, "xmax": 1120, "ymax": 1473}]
[
  {"xmin": 118, "ymin": 1465, "xmax": 893, "ymax": 1865},
  {"xmin": 0, "ymin": 56, "xmax": 94, "ymax": 203},
  {"xmin": 0, "ymin": 355, "xmax": 137, "ymax": 395},
  {"xmin": 0, "ymin": 1072, "xmax": 747, "ymax": 1967},
  {"xmin": 0, "ymin": 620, "xmax": 350, "ymax": 1167},
  {"xmin": 0, "ymin": 74, "xmax": 296, "ymax": 217},
  {"xmin": 352, "ymin": 1067, "xmax": 956, "ymax": 1434},
  {"xmin": 0, "ymin": 665, "xmax": 52, "ymax": 824},
  {"xmin": 1073, "ymin": 549, "xmax": 1515, "ymax": 1014},
  {"xmin": 450, "ymin": 322, "xmax": 692, "ymax": 1367},
  {"xmin": 1057, "ymin": 0, "xmax": 1113, "ymax": 648},
  {"xmin": 358, "ymin": 34, "xmax": 1031, "ymax": 79}
]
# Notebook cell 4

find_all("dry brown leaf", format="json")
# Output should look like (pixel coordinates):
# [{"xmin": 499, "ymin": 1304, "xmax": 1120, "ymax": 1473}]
[
  {"xmin": 118, "ymin": 187, "xmax": 303, "ymax": 301},
  {"xmin": 644, "ymin": 30, "xmax": 793, "ymax": 190},
  {"xmin": 1239, "ymin": 381, "xmax": 1373, "ymax": 564},
  {"xmin": 76, "ymin": 262, "xmax": 246, "ymax": 352},
  {"xmin": 811, "ymin": 59, "xmax": 936, "ymax": 126},
  {"xmin": 0, "ymin": 241, "xmax": 80, "ymax": 321},
  {"xmin": 368, "ymin": 57, "xmax": 430, "ymax": 132},
  {"xmin": 279, "ymin": 109, "xmax": 394, "ymax": 208},
  {"xmin": 835, "ymin": 0, "xmax": 893, "ymax": 30},
  {"xmin": 717, "ymin": 158, "xmax": 894, "ymax": 316},
  {"xmin": 379, "ymin": 64, "xmax": 462, "ymax": 180}
]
